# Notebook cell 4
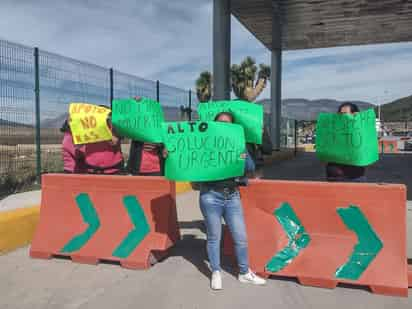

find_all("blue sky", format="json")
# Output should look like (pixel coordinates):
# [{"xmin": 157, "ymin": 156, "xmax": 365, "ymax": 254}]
[{"xmin": 0, "ymin": 0, "xmax": 411, "ymax": 104}]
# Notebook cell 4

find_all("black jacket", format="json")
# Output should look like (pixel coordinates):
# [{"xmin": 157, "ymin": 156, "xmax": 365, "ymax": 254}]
[
  {"xmin": 326, "ymin": 162, "xmax": 365, "ymax": 181},
  {"xmin": 127, "ymin": 141, "xmax": 165, "ymax": 175}
]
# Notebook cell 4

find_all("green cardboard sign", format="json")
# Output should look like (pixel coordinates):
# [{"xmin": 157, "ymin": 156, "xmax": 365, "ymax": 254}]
[
  {"xmin": 112, "ymin": 97, "xmax": 164, "ymax": 142},
  {"xmin": 316, "ymin": 109, "xmax": 378, "ymax": 166},
  {"xmin": 162, "ymin": 121, "xmax": 246, "ymax": 181},
  {"xmin": 198, "ymin": 100, "xmax": 264, "ymax": 144}
]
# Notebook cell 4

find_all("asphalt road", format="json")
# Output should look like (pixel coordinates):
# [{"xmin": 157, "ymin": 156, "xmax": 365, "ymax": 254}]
[
  {"xmin": 1, "ymin": 154, "xmax": 411, "ymax": 308},
  {"xmin": 0, "ymin": 191, "xmax": 411, "ymax": 309},
  {"xmin": 263, "ymin": 152, "xmax": 412, "ymax": 199}
]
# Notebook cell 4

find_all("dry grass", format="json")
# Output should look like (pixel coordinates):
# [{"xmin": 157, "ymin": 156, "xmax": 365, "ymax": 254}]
[
  {"xmin": 0, "ymin": 144, "xmax": 62, "ymax": 198},
  {"xmin": 0, "ymin": 142, "xmax": 131, "ymax": 198},
  {"xmin": 0, "ymin": 126, "xmax": 63, "ymax": 145}
]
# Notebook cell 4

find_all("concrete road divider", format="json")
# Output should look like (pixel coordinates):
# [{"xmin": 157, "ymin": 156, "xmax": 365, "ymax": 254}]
[
  {"xmin": 224, "ymin": 179, "xmax": 408, "ymax": 297},
  {"xmin": 379, "ymin": 139, "xmax": 398, "ymax": 153},
  {"xmin": 30, "ymin": 174, "xmax": 180, "ymax": 269}
]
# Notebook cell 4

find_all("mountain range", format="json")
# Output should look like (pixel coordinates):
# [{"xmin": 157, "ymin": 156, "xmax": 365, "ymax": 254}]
[
  {"xmin": 40, "ymin": 105, "xmax": 184, "ymax": 128},
  {"xmin": 378, "ymin": 95, "xmax": 412, "ymax": 122},
  {"xmin": 0, "ymin": 119, "xmax": 33, "ymax": 127},
  {"xmin": 257, "ymin": 98, "xmax": 374, "ymax": 121},
  {"xmin": 2, "ymin": 96, "xmax": 411, "ymax": 129},
  {"xmin": 0, "ymin": 105, "xmax": 184, "ymax": 129}
]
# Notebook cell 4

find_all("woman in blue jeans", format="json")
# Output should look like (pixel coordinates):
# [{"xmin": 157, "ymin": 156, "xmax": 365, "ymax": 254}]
[{"xmin": 199, "ymin": 112, "xmax": 266, "ymax": 290}]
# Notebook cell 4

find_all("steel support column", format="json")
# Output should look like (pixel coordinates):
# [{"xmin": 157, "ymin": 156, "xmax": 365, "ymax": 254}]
[
  {"xmin": 109, "ymin": 68, "xmax": 114, "ymax": 108},
  {"xmin": 213, "ymin": 0, "xmax": 231, "ymax": 100},
  {"xmin": 270, "ymin": 3, "xmax": 282, "ymax": 150},
  {"xmin": 34, "ymin": 47, "xmax": 41, "ymax": 183}
]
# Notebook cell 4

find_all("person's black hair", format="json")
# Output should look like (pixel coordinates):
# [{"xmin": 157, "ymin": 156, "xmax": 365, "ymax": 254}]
[
  {"xmin": 338, "ymin": 102, "xmax": 360, "ymax": 113},
  {"xmin": 214, "ymin": 111, "xmax": 234, "ymax": 122},
  {"xmin": 60, "ymin": 119, "xmax": 70, "ymax": 133}
]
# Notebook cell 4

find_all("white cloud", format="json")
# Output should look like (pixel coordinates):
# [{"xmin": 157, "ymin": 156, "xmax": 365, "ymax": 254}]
[
  {"xmin": 282, "ymin": 43, "xmax": 412, "ymax": 103},
  {"xmin": 0, "ymin": 0, "xmax": 411, "ymax": 105},
  {"xmin": 0, "ymin": 0, "xmax": 213, "ymax": 86}
]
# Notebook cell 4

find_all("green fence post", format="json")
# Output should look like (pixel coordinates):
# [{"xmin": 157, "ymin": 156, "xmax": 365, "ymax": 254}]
[
  {"xmin": 34, "ymin": 47, "xmax": 41, "ymax": 184},
  {"xmin": 156, "ymin": 80, "xmax": 160, "ymax": 102},
  {"xmin": 109, "ymin": 68, "xmax": 114, "ymax": 108},
  {"xmin": 188, "ymin": 89, "xmax": 192, "ymax": 121},
  {"xmin": 294, "ymin": 120, "xmax": 298, "ymax": 156}
]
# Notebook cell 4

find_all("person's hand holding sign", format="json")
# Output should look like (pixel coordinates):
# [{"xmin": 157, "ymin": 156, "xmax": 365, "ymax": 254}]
[
  {"xmin": 161, "ymin": 118, "xmax": 246, "ymax": 182},
  {"xmin": 68, "ymin": 103, "xmax": 113, "ymax": 145}
]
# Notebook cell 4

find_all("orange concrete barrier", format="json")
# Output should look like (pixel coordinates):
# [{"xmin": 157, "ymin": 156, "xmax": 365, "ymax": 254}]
[
  {"xmin": 379, "ymin": 139, "xmax": 398, "ymax": 153},
  {"xmin": 30, "ymin": 174, "xmax": 180, "ymax": 269},
  {"xmin": 223, "ymin": 180, "xmax": 408, "ymax": 297}
]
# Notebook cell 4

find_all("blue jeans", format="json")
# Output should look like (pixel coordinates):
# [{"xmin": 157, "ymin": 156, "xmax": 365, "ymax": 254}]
[
  {"xmin": 236, "ymin": 150, "xmax": 256, "ymax": 185},
  {"xmin": 245, "ymin": 150, "xmax": 255, "ymax": 174},
  {"xmin": 199, "ymin": 189, "xmax": 249, "ymax": 274}
]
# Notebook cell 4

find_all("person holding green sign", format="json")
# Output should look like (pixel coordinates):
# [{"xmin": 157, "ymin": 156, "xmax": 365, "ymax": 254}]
[
  {"xmin": 325, "ymin": 103, "xmax": 367, "ymax": 182},
  {"xmin": 123, "ymin": 97, "xmax": 166, "ymax": 176},
  {"xmin": 127, "ymin": 141, "xmax": 165, "ymax": 176},
  {"xmin": 198, "ymin": 112, "xmax": 266, "ymax": 290}
]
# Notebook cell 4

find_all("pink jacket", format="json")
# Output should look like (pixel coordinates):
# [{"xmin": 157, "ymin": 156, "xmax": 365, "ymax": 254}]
[
  {"xmin": 140, "ymin": 143, "xmax": 161, "ymax": 173},
  {"xmin": 62, "ymin": 132, "xmax": 86, "ymax": 173},
  {"xmin": 82, "ymin": 140, "xmax": 124, "ymax": 174}
]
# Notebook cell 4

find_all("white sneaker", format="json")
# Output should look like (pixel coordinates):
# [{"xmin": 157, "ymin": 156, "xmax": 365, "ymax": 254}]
[
  {"xmin": 211, "ymin": 271, "xmax": 223, "ymax": 290},
  {"xmin": 238, "ymin": 269, "xmax": 266, "ymax": 285}
]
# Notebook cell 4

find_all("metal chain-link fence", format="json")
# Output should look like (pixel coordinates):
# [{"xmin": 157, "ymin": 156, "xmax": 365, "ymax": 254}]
[
  {"xmin": 0, "ymin": 38, "xmax": 296, "ymax": 197},
  {"xmin": 158, "ymin": 82, "xmax": 191, "ymax": 121},
  {"xmin": 0, "ymin": 39, "xmax": 194, "ymax": 197},
  {"xmin": 38, "ymin": 50, "xmax": 112, "ymax": 175},
  {"xmin": 113, "ymin": 70, "xmax": 156, "ymax": 101},
  {"xmin": 0, "ymin": 40, "xmax": 36, "ymax": 196},
  {"xmin": 280, "ymin": 118, "xmax": 296, "ymax": 149}
]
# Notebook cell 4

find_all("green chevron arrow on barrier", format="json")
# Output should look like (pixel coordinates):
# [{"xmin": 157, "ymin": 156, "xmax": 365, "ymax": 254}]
[
  {"xmin": 335, "ymin": 205, "xmax": 383, "ymax": 280},
  {"xmin": 112, "ymin": 195, "xmax": 151, "ymax": 258},
  {"xmin": 60, "ymin": 194, "xmax": 150, "ymax": 258},
  {"xmin": 61, "ymin": 193, "xmax": 101, "ymax": 253},
  {"xmin": 266, "ymin": 202, "xmax": 311, "ymax": 272}
]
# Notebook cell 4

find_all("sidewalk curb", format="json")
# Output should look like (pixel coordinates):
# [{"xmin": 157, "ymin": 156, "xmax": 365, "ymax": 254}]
[
  {"xmin": 0, "ymin": 182, "xmax": 192, "ymax": 255},
  {"xmin": 0, "ymin": 148, "xmax": 296, "ymax": 255},
  {"xmin": 176, "ymin": 182, "xmax": 192, "ymax": 194},
  {"xmin": 0, "ymin": 206, "xmax": 40, "ymax": 255}
]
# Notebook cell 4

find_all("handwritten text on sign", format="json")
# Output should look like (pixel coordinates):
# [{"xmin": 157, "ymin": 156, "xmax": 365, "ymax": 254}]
[
  {"xmin": 315, "ymin": 109, "xmax": 378, "ymax": 166},
  {"xmin": 198, "ymin": 100, "xmax": 263, "ymax": 144},
  {"xmin": 112, "ymin": 98, "xmax": 164, "ymax": 143},
  {"xmin": 162, "ymin": 121, "xmax": 246, "ymax": 181},
  {"xmin": 69, "ymin": 103, "xmax": 112, "ymax": 145}
]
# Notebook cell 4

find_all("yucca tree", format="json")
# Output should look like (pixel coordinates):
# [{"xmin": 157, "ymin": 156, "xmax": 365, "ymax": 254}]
[
  {"xmin": 231, "ymin": 57, "xmax": 271, "ymax": 102},
  {"xmin": 195, "ymin": 71, "xmax": 212, "ymax": 103}
]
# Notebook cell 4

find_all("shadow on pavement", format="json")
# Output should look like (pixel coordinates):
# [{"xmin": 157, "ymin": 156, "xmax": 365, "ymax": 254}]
[
  {"xmin": 169, "ymin": 221, "xmax": 238, "ymax": 280},
  {"xmin": 263, "ymin": 152, "xmax": 412, "ymax": 200},
  {"xmin": 178, "ymin": 220, "xmax": 206, "ymax": 234}
]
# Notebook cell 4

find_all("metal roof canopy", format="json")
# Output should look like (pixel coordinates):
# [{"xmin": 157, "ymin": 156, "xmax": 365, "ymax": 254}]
[{"xmin": 231, "ymin": 0, "xmax": 412, "ymax": 50}]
